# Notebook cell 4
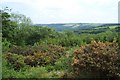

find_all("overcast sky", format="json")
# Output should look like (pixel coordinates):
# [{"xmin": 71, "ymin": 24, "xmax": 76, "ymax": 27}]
[{"xmin": 0, "ymin": 0, "xmax": 119, "ymax": 24}]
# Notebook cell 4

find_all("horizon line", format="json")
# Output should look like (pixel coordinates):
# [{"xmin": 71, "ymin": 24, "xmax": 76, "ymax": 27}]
[{"xmin": 34, "ymin": 22, "xmax": 119, "ymax": 24}]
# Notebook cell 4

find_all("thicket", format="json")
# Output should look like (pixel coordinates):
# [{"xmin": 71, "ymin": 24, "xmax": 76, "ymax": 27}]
[
  {"xmin": 5, "ymin": 44, "xmax": 66, "ymax": 69},
  {"xmin": 71, "ymin": 41, "xmax": 120, "ymax": 78}
]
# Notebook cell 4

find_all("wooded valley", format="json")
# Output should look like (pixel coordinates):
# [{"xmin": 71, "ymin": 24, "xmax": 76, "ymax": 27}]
[{"xmin": 1, "ymin": 7, "xmax": 120, "ymax": 79}]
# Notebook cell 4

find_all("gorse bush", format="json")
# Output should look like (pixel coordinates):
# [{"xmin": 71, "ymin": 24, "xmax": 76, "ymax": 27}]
[
  {"xmin": 72, "ymin": 41, "xmax": 120, "ymax": 78},
  {"xmin": 9, "ymin": 45, "xmax": 34, "ymax": 56},
  {"xmin": 5, "ymin": 53, "xmax": 25, "ymax": 70},
  {"xmin": 24, "ymin": 44, "xmax": 66, "ymax": 66},
  {"xmin": 6, "ymin": 44, "xmax": 67, "ymax": 68},
  {"xmin": 9, "ymin": 44, "xmax": 66, "ymax": 55}
]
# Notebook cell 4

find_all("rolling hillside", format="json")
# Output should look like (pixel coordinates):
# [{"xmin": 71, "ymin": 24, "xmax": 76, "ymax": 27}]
[{"xmin": 35, "ymin": 23, "xmax": 119, "ymax": 31}]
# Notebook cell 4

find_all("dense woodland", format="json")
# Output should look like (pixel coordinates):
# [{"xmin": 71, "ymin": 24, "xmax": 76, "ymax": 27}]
[{"xmin": 1, "ymin": 7, "xmax": 120, "ymax": 79}]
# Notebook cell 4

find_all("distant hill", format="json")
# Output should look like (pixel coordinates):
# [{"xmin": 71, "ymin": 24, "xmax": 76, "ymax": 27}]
[{"xmin": 35, "ymin": 23, "xmax": 119, "ymax": 31}]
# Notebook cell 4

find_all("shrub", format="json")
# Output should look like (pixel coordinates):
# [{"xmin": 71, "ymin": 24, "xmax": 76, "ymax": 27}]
[
  {"xmin": 25, "ymin": 66, "xmax": 48, "ymax": 78},
  {"xmin": 2, "ymin": 38, "xmax": 11, "ymax": 52},
  {"xmin": 23, "ymin": 44, "xmax": 66, "ymax": 66},
  {"xmin": 9, "ymin": 45, "xmax": 34, "ymax": 56},
  {"xmin": 24, "ymin": 56, "xmax": 37, "ymax": 67},
  {"xmin": 2, "ymin": 57, "xmax": 48, "ymax": 78},
  {"xmin": 5, "ymin": 53, "xmax": 25, "ymax": 70},
  {"xmin": 72, "ymin": 41, "xmax": 120, "ymax": 78},
  {"xmin": 54, "ymin": 57, "xmax": 70, "ymax": 70},
  {"xmin": 6, "ymin": 44, "xmax": 67, "ymax": 67},
  {"xmin": 45, "ymin": 65, "xmax": 54, "ymax": 72},
  {"xmin": 9, "ymin": 44, "xmax": 66, "ymax": 56}
]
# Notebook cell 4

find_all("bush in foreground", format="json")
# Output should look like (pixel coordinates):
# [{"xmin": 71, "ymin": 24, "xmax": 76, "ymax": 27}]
[{"xmin": 72, "ymin": 41, "xmax": 120, "ymax": 78}]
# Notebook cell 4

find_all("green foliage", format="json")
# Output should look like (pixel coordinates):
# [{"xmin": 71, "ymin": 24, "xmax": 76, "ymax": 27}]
[
  {"xmin": 2, "ymin": 8, "xmax": 119, "ymax": 78},
  {"xmin": 25, "ymin": 67, "xmax": 48, "ymax": 78},
  {"xmin": 25, "ymin": 26, "xmax": 57, "ymax": 45},
  {"xmin": 5, "ymin": 53, "xmax": 25, "ymax": 70},
  {"xmin": 1, "ymin": 7, "xmax": 17, "ymax": 42},
  {"xmin": 2, "ymin": 38, "xmax": 11, "ymax": 52},
  {"xmin": 10, "ymin": 13, "xmax": 32, "ymax": 27},
  {"xmin": 2, "ymin": 56, "xmax": 48, "ymax": 78},
  {"xmin": 9, "ymin": 26, "xmax": 58, "ymax": 46},
  {"xmin": 54, "ymin": 57, "xmax": 69, "ymax": 70},
  {"xmin": 45, "ymin": 65, "xmax": 54, "ymax": 72}
]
